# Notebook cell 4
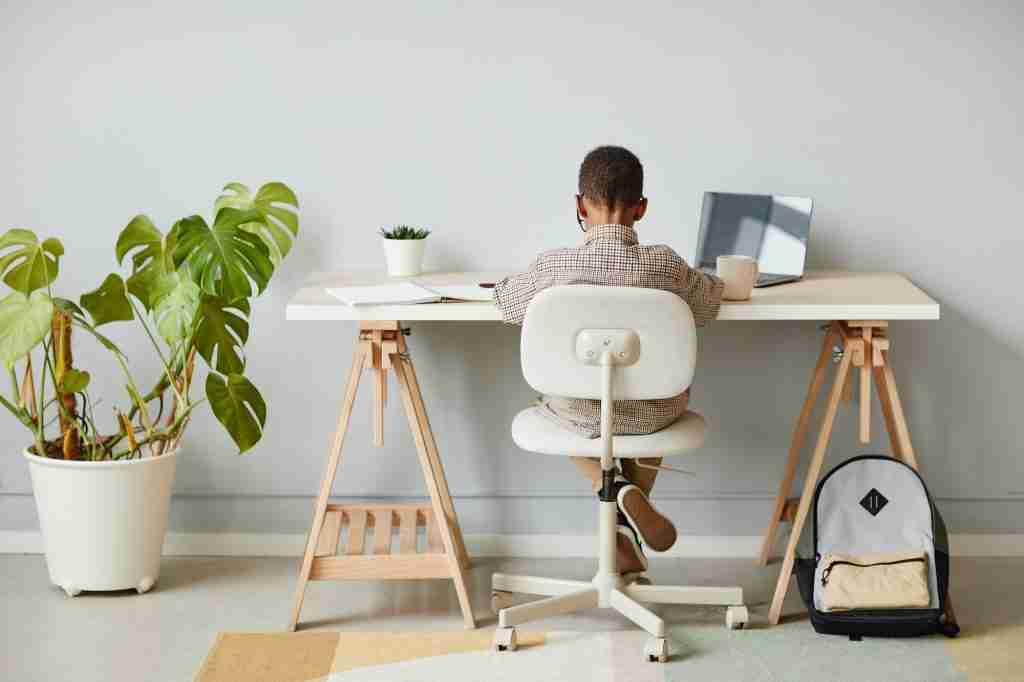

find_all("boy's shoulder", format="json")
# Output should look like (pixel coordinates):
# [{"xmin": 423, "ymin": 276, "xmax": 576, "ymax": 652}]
[
  {"xmin": 532, "ymin": 245, "xmax": 586, "ymax": 267},
  {"xmin": 536, "ymin": 240, "xmax": 688, "ymax": 259},
  {"xmin": 635, "ymin": 242, "xmax": 693, "ymax": 270},
  {"xmin": 532, "ymin": 241, "xmax": 691, "ymax": 269},
  {"xmin": 643, "ymin": 242, "xmax": 686, "ymax": 260}
]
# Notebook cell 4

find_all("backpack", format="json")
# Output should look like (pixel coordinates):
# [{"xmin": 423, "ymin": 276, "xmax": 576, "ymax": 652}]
[{"xmin": 795, "ymin": 455, "xmax": 960, "ymax": 640}]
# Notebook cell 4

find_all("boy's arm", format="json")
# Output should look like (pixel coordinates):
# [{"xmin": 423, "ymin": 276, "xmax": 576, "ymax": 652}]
[
  {"xmin": 493, "ymin": 258, "xmax": 541, "ymax": 326},
  {"xmin": 679, "ymin": 262, "xmax": 725, "ymax": 327}
]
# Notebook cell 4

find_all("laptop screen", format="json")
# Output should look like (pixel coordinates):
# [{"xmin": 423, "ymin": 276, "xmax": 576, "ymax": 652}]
[{"xmin": 697, "ymin": 192, "xmax": 813, "ymax": 276}]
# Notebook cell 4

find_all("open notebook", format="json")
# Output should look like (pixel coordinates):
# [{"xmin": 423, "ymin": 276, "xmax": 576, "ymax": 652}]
[{"xmin": 326, "ymin": 282, "xmax": 494, "ymax": 306}]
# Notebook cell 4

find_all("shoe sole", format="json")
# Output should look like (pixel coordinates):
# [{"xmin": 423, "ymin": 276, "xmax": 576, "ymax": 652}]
[{"xmin": 619, "ymin": 485, "xmax": 677, "ymax": 552}]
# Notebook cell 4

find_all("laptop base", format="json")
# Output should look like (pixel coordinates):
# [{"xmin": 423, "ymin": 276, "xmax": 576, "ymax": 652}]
[{"xmin": 755, "ymin": 274, "xmax": 801, "ymax": 288}]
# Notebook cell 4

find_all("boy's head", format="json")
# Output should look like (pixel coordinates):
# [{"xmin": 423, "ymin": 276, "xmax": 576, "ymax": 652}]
[{"xmin": 576, "ymin": 145, "xmax": 647, "ymax": 230}]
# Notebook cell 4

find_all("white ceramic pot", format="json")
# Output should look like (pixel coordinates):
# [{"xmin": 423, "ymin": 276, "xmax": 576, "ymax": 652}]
[
  {"xmin": 23, "ymin": 448, "xmax": 179, "ymax": 596},
  {"xmin": 382, "ymin": 237, "xmax": 427, "ymax": 277}
]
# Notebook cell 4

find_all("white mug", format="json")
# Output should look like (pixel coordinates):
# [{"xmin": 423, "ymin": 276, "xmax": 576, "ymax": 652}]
[{"xmin": 717, "ymin": 255, "xmax": 759, "ymax": 301}]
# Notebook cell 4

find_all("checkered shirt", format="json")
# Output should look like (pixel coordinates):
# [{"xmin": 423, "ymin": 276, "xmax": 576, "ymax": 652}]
[{"xmin": 494, "ymin": 223, "xmax": 724, "ymax": 438}]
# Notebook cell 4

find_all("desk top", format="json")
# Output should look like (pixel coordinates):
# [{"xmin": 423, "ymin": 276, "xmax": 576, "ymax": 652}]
[{"xmin": 286, "ymin": 270, "xmax": 939, "ymax": 322}]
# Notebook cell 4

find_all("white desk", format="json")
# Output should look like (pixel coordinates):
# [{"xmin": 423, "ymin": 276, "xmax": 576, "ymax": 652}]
[
  {"xmin": 286, "ymin": 269, "xmax": 948, "ymax": 629},
  {"xmin": 286, "ymin": 270, "xmax": 939, "ymax": 322}
]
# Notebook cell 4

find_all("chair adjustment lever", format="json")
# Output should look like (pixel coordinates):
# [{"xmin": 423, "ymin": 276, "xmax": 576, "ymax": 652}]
[{"xmin": 633, "ymin": 462, "xmax": 695, "ymax": 477}]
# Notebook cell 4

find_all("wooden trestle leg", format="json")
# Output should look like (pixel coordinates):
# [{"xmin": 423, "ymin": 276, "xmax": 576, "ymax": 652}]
[
  {"xmin": 288, "ymin": 321, "xmax": 475, "ymax": 631},
  {"xmin": 762, "ymin": 321, "xmax": 954, "ymax": 628}
]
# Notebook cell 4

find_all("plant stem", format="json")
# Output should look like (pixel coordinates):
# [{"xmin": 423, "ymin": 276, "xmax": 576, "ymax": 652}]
[
  {"xmin": 72, "ymin": 318, "xmax": 155, "ymax": 443},
  {"xmin": 77, "ymin": 390, "xmax": 99, "ymax": 453},
  {"xmin": 102, "ymin": 431, "xmax": 125, "ymax": 453},
  {"xmin": 42, "ymin": 350, "xmax": 82, "ymax": 452},
  {"xmin": 8, "ymin": 367, "xmax": 19, "ymax": 406},
  {"xmin": 126, "ymin": 376, "xmax": 169, "ymax": 423},
  {"xmin": 0, "ymin": 394, "xmax": 35, "ymax": 430},
  {"xmin": 35, "ymin": 342, "xmax": 49, "ymax": 456},
  {"xmin": 128, "ymin": 299, "xmax": 187, "ymax": 409},
  {"xmin": 66, "ymin": 317, "xmax": 151, "ymax": 416}
]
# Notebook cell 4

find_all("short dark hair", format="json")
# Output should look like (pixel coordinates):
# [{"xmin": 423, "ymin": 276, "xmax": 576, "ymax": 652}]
[{"xmin": 578, "ymin": 146, "xmax": 644, "ymax": 208}]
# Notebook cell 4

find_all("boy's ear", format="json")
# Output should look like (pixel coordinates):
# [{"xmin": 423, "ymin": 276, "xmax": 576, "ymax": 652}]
[
  {"xmin": 634, "ymin": 197, "xmax": 648, "ymax": 222},
  {"xmin": 576, "ymin": 194, "xmax": 588, "ymax": 217}
]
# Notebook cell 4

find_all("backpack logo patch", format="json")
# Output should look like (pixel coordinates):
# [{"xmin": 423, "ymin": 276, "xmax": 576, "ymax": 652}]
[{"xmin": 860, "ymin": 488, "xmax": 889, "ymax": 516}]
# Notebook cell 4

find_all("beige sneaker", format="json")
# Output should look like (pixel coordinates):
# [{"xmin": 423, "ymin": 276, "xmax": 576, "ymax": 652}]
[
  {"xmin": 616, "ymin": 524, "xmax": 648, "ymax": 574},
  {"xmin": 617, "ymin": 479, "xmax": 677, "ymax": 553}
]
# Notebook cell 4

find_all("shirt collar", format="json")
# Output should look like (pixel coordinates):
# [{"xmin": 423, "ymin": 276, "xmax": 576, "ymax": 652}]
[{"xmin": 583, "ymin": 223, "xmax": 638, "ymax": 245}]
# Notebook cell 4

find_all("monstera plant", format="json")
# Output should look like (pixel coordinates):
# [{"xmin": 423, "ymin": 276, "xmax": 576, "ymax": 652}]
[
  {"xmin": 2, "ymin": 181, "xmax": 298, "ymax": 596},
  {"xmin": 0, "ymin": 181, "xmax": 298, "ymax": 460}
]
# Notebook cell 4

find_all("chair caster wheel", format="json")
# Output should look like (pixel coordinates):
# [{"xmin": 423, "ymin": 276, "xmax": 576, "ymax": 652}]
[
  {"xmin": 491, "ymin": 590, "xmax": 514, "ymax": 614},
  {"xmin": 494, "ymin": 626, "xmax": 517, "ymax": 652},
  {"xmin": 726, "ymin": 605, "xmax": 749, "ymax": 630},
  {"xmin": 644, "ymin": 636, "xmax": 668, "ymax": 663}
]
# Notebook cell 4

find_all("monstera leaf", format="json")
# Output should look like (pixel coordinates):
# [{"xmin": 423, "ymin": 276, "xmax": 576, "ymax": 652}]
[
  {"xmin": 115, "ymin": 215, "xmax": 176, "ymax": 310},
  {"xmin": 206, "ymin": 372, "xmax": 266, "ymax": 453},
  {"xmin": 81, "ymin": 274, "xmax": 134, "ymax": 326},
  {"xmin": 151, "ymin": 273, "xmax": 201, "ymax": 345},
  {"xmin": 172, "ymin": 208, "xmax": 273, "ymax": 302},
  {"xmin": 215, "ymin": 182, "xmax": 299, "ymax": 265},
  {"xmin": 0, "ymin": 291, "xmax": 54, "ymax": 369},
  {"xmin": 0, "ymin": 229, "xmax": 63, "ymax": 295},
  {"xmin": 193, "ymin": 296, "xmax": 250, "ymax": 374},
  {"xmin": 59, "ymin": 368, "xmax": 91, "ymax": 393},
  {"xmin": 52, "ymin": 297, "xmax": 84, "ymax": 317}
]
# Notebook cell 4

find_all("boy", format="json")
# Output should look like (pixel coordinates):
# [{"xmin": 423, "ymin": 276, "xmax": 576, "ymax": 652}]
[{"xmin": 494, "ymin": 145, "xmax": 724, "ymax": 573}]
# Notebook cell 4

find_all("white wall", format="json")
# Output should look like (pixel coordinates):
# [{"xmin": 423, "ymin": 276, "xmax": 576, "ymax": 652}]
[{"xmin": 2, "ymin": 0, "xmax": 1023, "ymax": 538}]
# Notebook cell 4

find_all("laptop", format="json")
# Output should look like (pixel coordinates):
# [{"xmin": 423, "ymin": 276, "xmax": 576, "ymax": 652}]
[{"xmin": 695, "ymin": 192, "xmax": 813, "ymax": 287}]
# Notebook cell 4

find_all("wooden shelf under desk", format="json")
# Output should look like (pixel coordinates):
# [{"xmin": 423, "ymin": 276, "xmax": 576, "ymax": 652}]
[{"xmin": 309, "ymin": 505, "xmax": 452, "ymax": 581}]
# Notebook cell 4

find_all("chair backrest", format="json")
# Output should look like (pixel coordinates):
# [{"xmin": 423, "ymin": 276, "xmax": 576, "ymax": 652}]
[{"xmin": 520, "ymin": 285, "xmax": 697, "ymax": 400}]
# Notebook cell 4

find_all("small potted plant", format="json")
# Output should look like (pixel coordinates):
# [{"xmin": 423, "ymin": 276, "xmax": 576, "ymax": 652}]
[
  {"xmin": 0, "ymin": 181, "xmax": 298, "ymax": 596},
  {"xmin": 380, "ymin": 224, "xmax": 430, "ymax": 277}
]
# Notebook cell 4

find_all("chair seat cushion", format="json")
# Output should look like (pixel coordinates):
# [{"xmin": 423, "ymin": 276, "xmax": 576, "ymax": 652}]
[{"xmin": 511, "ymin": 406, "xmax": 706, "ymax": 458}]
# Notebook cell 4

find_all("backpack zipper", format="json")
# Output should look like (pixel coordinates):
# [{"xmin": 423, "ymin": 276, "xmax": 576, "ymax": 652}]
[{"xmin": 820, "ymin": 557, "xmax": 925, "ymax": 587}]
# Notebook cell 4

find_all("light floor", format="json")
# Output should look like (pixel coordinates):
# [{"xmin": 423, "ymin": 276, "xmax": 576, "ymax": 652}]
[{"xmin": 2, "ymin": 555, "xmax": 1021, "ymax": 681}]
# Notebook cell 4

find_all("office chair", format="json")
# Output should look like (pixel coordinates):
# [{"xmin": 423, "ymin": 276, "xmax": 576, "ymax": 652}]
[{"xmin": 491, "ymin": 285, "xmax": 747, "ymax": 662}]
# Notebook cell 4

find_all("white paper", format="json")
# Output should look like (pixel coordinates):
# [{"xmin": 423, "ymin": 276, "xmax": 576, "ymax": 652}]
[
  {"xmin": 325, "ymin": 282, "xmax": 440, "ymax": 306},
  {"xmin": 421, "ymin": 284, "xmax": 494, "ymax": 302}
]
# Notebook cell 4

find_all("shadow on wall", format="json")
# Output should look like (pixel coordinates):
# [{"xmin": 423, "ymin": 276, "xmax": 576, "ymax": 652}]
[
  {"xmin": 895, "ymin": 304, "xmax": 1024, "ymax": 500},
  {"xmin": 408, "ymin": 321, "xmax": 534, "ymax": 499}
]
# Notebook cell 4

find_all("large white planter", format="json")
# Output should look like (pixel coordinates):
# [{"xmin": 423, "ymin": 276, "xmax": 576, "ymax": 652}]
[
  {"xmin": 23, "ymin": 448, "xmax": 179, "ymax": 596},
  {"xmin": 382, "ymin": 237, "xmax": 427, "ymax": 277}
]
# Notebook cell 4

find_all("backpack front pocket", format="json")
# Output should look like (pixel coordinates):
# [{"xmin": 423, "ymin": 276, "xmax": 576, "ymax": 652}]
[{"xmin": 820, "ymin": 551, "xmax": 930, "ymax": 612}]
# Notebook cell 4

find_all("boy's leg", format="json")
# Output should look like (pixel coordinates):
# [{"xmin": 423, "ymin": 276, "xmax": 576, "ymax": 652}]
[
  {"xmin": 618, "ymin": 457, "xmax": 677, "ymax": 552},
  {"xmin": 570, "ymin": 457, "xmax": 647, "ymax": 573},
  {"xmin": 622, "ymin": 457, "xmax": 662, "ymax": 496},
  {"xmin": 573, "ymin": 456, "xmax": 677, "ymax": 553},
  {"xmin": 572, "ymin": 456, "xmax": 603, "ymax": 493},
  {"xmin": 573, "ymin": 456, "xmax": 663, "ymax": 494}
]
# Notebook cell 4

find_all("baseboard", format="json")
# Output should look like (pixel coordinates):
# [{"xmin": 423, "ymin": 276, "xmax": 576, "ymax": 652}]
[{"xmin": 2, "ymin": 531, "xmax": 1023, "ymax": 557}]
